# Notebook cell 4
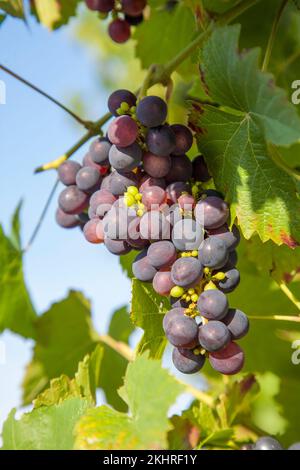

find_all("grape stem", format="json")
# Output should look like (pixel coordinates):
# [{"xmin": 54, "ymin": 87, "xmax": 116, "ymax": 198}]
[
  {"xmin": 261, "ymin": 0, "xmax": 289, "ymax": 72},
  {"xmin": 279, "ymin": 283, "xmax": 300, "ymax": 312}
]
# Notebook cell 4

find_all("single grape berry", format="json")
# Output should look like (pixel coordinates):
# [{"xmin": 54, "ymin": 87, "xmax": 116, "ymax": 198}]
[
  {"xmin": 121, "ymin": 0, "xmax": 146, "ymax": 17},
  {"xmin": 142, "ymin": 152, "xmax": 172, "ymax": 178},
  {"xmin": 107, "ymin": 115, "xmax": 138, "ymax": 147},
  {"xmin": 171, "ymin": 257, "xmax": 203, "ymax": 288},
  {"xmin": 139, "ymin": 211, "xmax": 171, "ymax": 241},
  {"xmin": 83, "ymin": 151, "xmax": 108, "ymax": 174},
  {"xmin": 198, "ymin": 321, "xmax": 231, "ymax": 352},
  {"xmin": 166, "ymin": 181, "xmax": 190, "ymax": 203},
  {"xmin": 209, "ymin": 342, "xmax": 244, "ymax": 375},
  {"xmin": 108, "ymin": 171, "xmax": 138, "ymax": 196},
  {"xmin": 172, "ymin": 219, "xmax": 203, "ymax": 251},
  {"xmin": 109, "ymin": 142, "xmax": 142, "ymax": 172},
  {"xmin": 107, "ymin": 89, "xmax": 137, "ymax": 116},
  {"xmin": 198, "ymin": 236, "xmax": 229, "ymax": 269},
  {"xmin": 147, "ymin": 240, "xmax": 177, "ymax": 269},
  {"xmin": 89, "ymin": 189, "xmax": 116, "ymax": 218},
  {"xmin": 147, "ymin": 125, "xmax": 176, "ymax": 156},
  {"xmin": 132, "ymin": 249, "xmax": 158, "ymax": 281},
  {"xmin": 141, "ymin": 186, "xmax": 166, "ymax": 209},
  {"xmin": 58, "ymin": 186, "xmax": 89, "ymax": 215},
  {"xmin": 85, "ymin": 0, "xmax": 114, "ymax": 12},
  {"xmin": 108, "ymin": 19, "xmax": 131, "ymax": 43},
  {"xmin": 254, "ymin": 437, "xmax": 283, "ymax": 451},
  {"xmin": 194, "ymin": 196, "xmax": 229, "ymax": 230},
  {"xmin": 104, "ymin": 237, "xmax": 131, "ymax": 255},
  {"xmin": 217, "ymin": 268, "xmax": 240, "ymax": 293},
  {"xmin": 170, "ymin": 124, "xmax": 193, "ymax": 155},
  {"xmin": 58, "ymin": 160, "xmax": 81, "ymax": 186},
  {"xmin": 76, "ymin": 166, "xmax": 102, "ymax": 193},
  {"xmin": 139, "ymin": 175, "xmax": 166, "ymax": 192},
  {"xmin": 197, "ymin": 289, "xmax": 229, "ymax": 320},
  {"xmin": 136, "ymin": 96, "xmax": 167, "ymax": 128},
  {"xmin": 192, "ymin": 155, "xmax": 211, "ymax": 182},
  {"xmin": 89, "ymin": 137, "xmax": 111, "ymax": 164},
  {"xmin": 163, "ymin": 308, "xmax": 185, "ymax": 331},
  {"xmin": 127, "ymin": 217, "xmax": 149, "ymax": 250},
  {"xmin": 55, "ymin": 208, "xmax": 80, "ymax": 229},
  {"xmin": 166, "ymin": 154, "xmax": 193, "ymax": 183},
  {"xmin": 172, "ymin": 347, "xmax": 205, "ymax": 374},
  {"xmin": 222, "ymin": 308, "xmax": 249, "ymax": 339},
  {"xmin": 83, "ymin": 219, "xmax": 104, "ymax": 244},
  {"xmin": 208, "ymin": 224, "xmax": 240, "ymax": 252},
  {"xmin": 164, "ymin": 314, "xmax": 199, "ymax": 349},
  {"xmin": 152, "ymin": 268, "xmax": 175, "ymax": 296}
]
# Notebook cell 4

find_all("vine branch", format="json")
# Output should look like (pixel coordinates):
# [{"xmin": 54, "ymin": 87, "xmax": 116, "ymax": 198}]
[
  {"xmin": 279, "ymin": 283, "xmax": 300, "ymax": 312},
  {"xmin": 249, "ymin": 314, "xmax": 300, "ymax": 322},
  {"xmin": 262, "ymin": 0, "xmax": 289, "ymax": 72}
]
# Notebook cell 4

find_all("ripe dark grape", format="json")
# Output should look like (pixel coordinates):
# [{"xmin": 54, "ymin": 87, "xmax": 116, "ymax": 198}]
[
  {"xmin": 83, "ymin": 219, "xmax": 104, "ymax": 244},
  {"xmin": 198, "ymin": 321, "xmax": 231, "ymax": 352},
  {"xmin": 177, "ymin": 193, "xmax": 195, "ymax": 211},
  {"xmin": 107, "ymin": 89, "xmax": 136, "ymax": 116},
  {"xmin": 108, "ymin": 19, "xmax": 131, "ymax": 43},
  {"xmin": 136, "ymin": 96, "xmax": 167, "ymax": 128},
  {"xmin": 222, "ymin": 250, "xmax": 238, "ymax": 270},
  {"xmin": 104, "ymin": 237, "xmax": 131, "ymax": 255},
  {"xmin": 208, "ymin": 342, "xmax": 244, "ymax": 375},
  {"xmin": 139, "ymin": 175, "xmax": 166, "ymax": 192},
  {"xmin": 254, "ymin": 437, "xmax": 283, "ymax": 451},
  {"xmin": 76, "ymin": 166, "xmax": 102, "ymax": 193},
  {"xmin": 56, "ymin": 208, "xmax": 80, "ymax": 229},
  {"xmin": 197, "ymin": 289, "xmax": 228, "ymax": 320},
  {"xmin": 142, "ymin": 152, "xmax": 171, "ymax": 178},
  {"xmin": 146, "ymin": 125, "xmax": 176, "ymax": 156},
  {"xmin": 103, "ymin": 206, "xmax": 135, "ymax": 240},
  {"xmin": 139, "ymin": 211, "xmax": 171, "ymax": 241},
  {"xmin": 128, "ymin": 217, "xmax": 149, "ymax": 249},
  {"xmin": 166, "ymin": 155, "xmax": 193, "ymax": 183},
  {"xmin": 172, "ymin": 347, "xmax": 205, "ymax": 374},
  {"xmin": 198, "ymin": 237, "xmax": 229, "ymax": 269},
  {"xmin": 170, "ymin": 124, "xmax": 193, "ymax": 155},
  {"xmin": 141, "ymin": 186, "xmax": 166, "ymax": 209},
  {"xmin": 125, "ymin": 13, "xmax": 143, "ymax": 25},
  {"xmin": 109, "ymin": 142, "xmax": 142, "ymax": 172},
  {"xmin": 58, "ymin": 161, "xmax": 81, "ymax": 186},
  {"xmin": 89, "ymin": 137, "xmax": 111, "ymax": 164},
  {"xmin": 172, "ymin": 219, "xmax": 203, "ymax": 251},
  {"xmin": 164, "ymin": 314, "xmax": 198, "ymax": 348},
  {"xmin": 218, "ymin": 268, "xmax": 240, "ymax": 293},
  {"xmin": 192, "ymin": 155, "xmax": 211, "ymax": 182},
  {"xmin": 147, "ymin": 240, "xmax": 177, "ymax": 269},
  {"xmin": 162, "ymin": 308, "xmax": 184, "ymax": 331},
  {"xmin": 194, "ymin": 196, "xmax": 229, "ymax": 229},
  {"xmin": 288, "ymin": 443, "xmax": 300, "ymax": 450},
  {"xmin": 85, "ymin": 0, "xmax": 114, "ymax": 11},
  {"xmin": 166, "ymin": 181, "xmax": 190, "ymax": 203},
  {"xmin": 58, "ymin": 186, "xmax": 89, "ymax": 215},
  {"xmin": 208, "ymin": 224, "xmax": 240, "ymax": 251},
  {"xmin": 83, "ymin": 151, "xmax": 109, "ymax": 174},
  {"xmin": 152, "ymin": 268, "xmax": 175, "ymax": 296},
  {"xmin": 108, "ymin": 115, "xmax": 138, "ymax": 147},
  {"xmin": 222, "ymin": 308, "xmax": 249, "ymax": 340},
  {"xmin": 132, "ymin": 249, "xmax": 157, "ymax": 281},
  {"xmin": 121, "ymin": 0, "xmax": 146, "ymax": 16},
  {"xmin": 89, "ymin": 189, "xmax": 116, "ymax": 218},
  {"xmin": 171, "ymin": 257, "xmax": 203, "ymax": 288},
  {"xmin": 109, "ymin": 171, "xmax": 138, "ymax": 196}
]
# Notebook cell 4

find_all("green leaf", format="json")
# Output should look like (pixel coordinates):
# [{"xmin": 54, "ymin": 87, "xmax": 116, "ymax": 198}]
[
  {"xmin": 199, "ymin": 429, "xmax": 234, "ymax": 449},
  {"xmin": 75, "ymin": 354, "xmax": 183, "ymax": 450},
  {"xmin": 167, "ymin": 414, "xmax": 199, "ymax": 450},
  {"xmin": 22, "ymin": 291, "xmax": 99, "ymax": 404},
  {"xmin": 222, "ymin": 374, "xmax": 259, "ymax": 425},
  {"xmin": 119, "ymin": 250, "xmax": 137, "ymax": 278},
  {"xmin": 2, "ymin": 398, "xmax": 89, "ymax": 450},
  {"xmin": 0, "ymin": 13, "xmax": 6, "ymax": 25},
  {"xmin": 203, "ymin": 0, "xmax": 240, "ymax": 14},
  {"xmin": 131, "ymin": 279, "xmax": 169, "ymax": 359},
  {"xmin": 32, "ymin": 0, "xmax": 80, "ymax": 30},
  {"xmin": 190, "ymin": 25, "xmax": 300, "ymax": 245},
  {"xmin": 99, "ymin": 306, "xmax": 134, "ymax": 411},
  {"xmin": 33, "ymin": 345, "xmax": 103, "ymax": 408},
  {"xmin": 134, "ymin": 3, "xmax": 197, "ymax": 78},
  {"xmin": 0, "ymin": 0, "xmax": 24, "ymax": 18},
  {"xmin": 0, "ymin": 211, "xmax": 36, "ymax": 338}
]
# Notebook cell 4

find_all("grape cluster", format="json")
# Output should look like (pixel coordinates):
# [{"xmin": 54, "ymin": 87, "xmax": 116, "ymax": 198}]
[
  {"xmin": 85, "ymin": 0, "xmax": 146, "ymax": 43},
  {"xmin": 55, "ymin": 90, "xmax": 249, "ymax": 377},
  {"xmin": 241, "ymin": 436, "xmax": 300, "ymax": 451}
]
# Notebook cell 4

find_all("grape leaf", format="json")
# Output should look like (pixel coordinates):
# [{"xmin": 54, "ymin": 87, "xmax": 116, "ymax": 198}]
[
  {"xmin": 99, "ymin": 306, "xmax": 134, "ymax": 412},
  {"xmin": 22, "ymin": 290, "xmax": 99, "ymax": 404},
  {"xmin": 75, "ymin": 355, "xmax": 183, "ymax": 450},
  {"xmin": 0, "ymin": 208, "xmax": 37, "ymax": 338},
  {"xmin": 33, "ymin": 345, "xmax": 103, "ymax": 408},
  {"xmin": 119, "ymin": 250, "xmax": 137, "ymax": 278},
  {"xmin": 190, "ymin": 25, "xmax": 300, "ymax": 246},
  {"xmin": 0, "ymin": 13, "xmax": 6, "ymax": 24},
  {"xmin": 134, "ymin": 3, "xmax": 198, "ymax": 78},
  {"xmin": 167, "ymin": 414, "xmax": 200, "ymax": 450},
  {"xmin": 0, "ymin": 0, "xmax": 24, "ymax": 18},
  {"xmin": 2, "ymin": 398, "xmax": 89, "ymax": 450},
  {"xmin": 131, "ymin": 279, "xmax": 169, "ymax": 359},
  {"xmin": 203, "ymin": 0, "xmax": 239, "ymax": 14},
  {"xmin": 32, "ymin": 0, "xmax": 80, "ymax": 30}
]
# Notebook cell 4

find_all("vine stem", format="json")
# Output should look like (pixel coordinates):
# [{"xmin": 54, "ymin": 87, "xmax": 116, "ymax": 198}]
[
  {"xmin": 262, "ymin": 0, "xmax": 289, "ymax": 72},
  {"xmin": 279, "ymin": 283, "xmax": 300, "ymax": 312},
  {"xmin": 249, "ymin": 314, "xmax": 300, "ymax": 322},
  {"xmin": 0, "ymin": 64, "xmax": 90, "ymax": 127}
]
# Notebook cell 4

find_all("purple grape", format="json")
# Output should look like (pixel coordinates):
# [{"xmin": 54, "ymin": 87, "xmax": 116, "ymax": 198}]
[
  {"xmin": 147, "ymin": 240, "xmax": 177, "ymax": 268},
  {"xmin": 164, "ymin": 314, "xmax": 199, "ymax": 348},
  {"xmin": 109, "ymin": 142, "xmax": 142, "ymax": 172},
  {"xmin": 125, "ymin": 13, "xmax": 143, "ymax": 25},
  {"xmin": 89, "ymin": 189, "xmax": 116, "ymax": 218},
  {"xmin": 192, "ymin": 155, "xmax": 211, "ymax": 182},
  {"xmin": 76, "ymin": 166, "xmax": 102, "ymax": 193},
  {"xmin": 83, "ymin": 219, "xmax": 104, "ymax": 244},
  {"xmin": 142, "ymin": 152, "xmax": 171, "ymax": 178},
  {"xmin": 107, "ymin": 89, "xmax": 136, "ymax": 116},
  {"xmin": 166, "ymin": 155, "xmax": 193, "ymax": 183},
  {"xmin": 139, "ymin": 211, "xmax": 171, "ymax": 241},
  {"xmin": 85, "ymin": 0, "xmax": 114, "ymax": 12},
  {"xmin": 197, "ymin": 289, "xmax": 228, "ymax": 320},
  {"xmin": 132, "ymin": 249, "xmax": 157, "ymax": 281},
  {"xmin": 218, "ymin": 268, "xmax": 240, "ymax": 293},
  {"xmin": 222, "ymin": 308, "xmax": 249, "ymax": 340},
  {"xmin": 208, "ymin": 224, "xmax": 240, "ymax": 251},
  {"xmin": 208, "ymin": 342, "xmax": 244, "ymax": 375},
  {"xmin": 198, "ymin": 237, "xmax": 229, "ymax": 269},
  {"xmin": 121, "ymin": 0, "xmax": 146, "ymax": 16},
  {"xmin": 172, "ymin": 347, "xmax": 205, "ymax": 374},
  {"xmin": 55, "ymin": 208, "xmax": 80, "ymax": 229},
  {"xmin": 166, "ymin": 182, "xmax": 190, "ymax": 203},
  {"xmin": 146, "ymin": 125, "xmax": 176, "ymax": 156},
  {"xmin": 103, "ymin": 206, "xmax": 135, "ymax": 240},
  {"xmin": 109, "ymin": 171, "xmax": 138, "ymax": 196},
  {"xmin": 172, "ymin": 219, "xmax": 203, "ymax": 251},
  {"xmin": 222, "ymin": 250, "xmax": 238, "ymax": 270},
  {"xmin": 89, "ymin": 137, "xmax": 111, "ymax": 164},
  {"xmin": 108, "ymin": 19, "xmax": 131, "ymax": 44},
  {"xmin": 58, "ymin": 161, "xmax": 81, "ymax": 186},
  {"xmin": 139, "ymin": 175, "xmax": 166, "ymax": 192},
  {"xmin": 254, "ymin": 437, "xmax": 283, "ymax": 451},
  {"xmin": 104, "ymin": 237, "xmax": 131, "ymax": 255},
  {"xmin": 288, "ymin": 443, "xmax": 300, "ymax": 450},
  {"xmin": 83, "ymin": 152, "xmax": 109, "ymax": 174},
  {"xmin": 170, "ymin": 124, "xmax": 193, "ymax": 155},
  {"xmin": 194, "ymin": 196, "xmax": 229, "ymax": 229},
  {"xmin": 141, "ymin": 186, "xmax": 166, "ymax": 209},
  {"xmin": 127, "ymin": 217, "xmax": 149, "ymax": 249},
  {"xmin": 152, "ymin": 268, "xmax": 175, "ymax": 296},
  {"xmin": 58, "ymin": 186, "xmax": 89, "ymax": 215},
  {"xmin": 163, "ymin": 307, "xmax": 185, "ymax": 331},
  {"xmin": 198, "ymin": 321, "xmax": 231, "ymax": 352},
  {"xmin": 136, "ymin": 96, "xmax": 167, "ymax": 128},
  {"xmin": 171, "ymin": 257, "xmax": 203, "ymax": 288},
  {"xmin": 108, "ymin": 115, "xmax": 138, "ymax": 147}
]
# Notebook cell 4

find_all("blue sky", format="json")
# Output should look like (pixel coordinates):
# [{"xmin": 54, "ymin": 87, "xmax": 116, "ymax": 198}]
[{"xmin": 0, "ymin": 9, "xmax": 205, "ymax": 430}]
